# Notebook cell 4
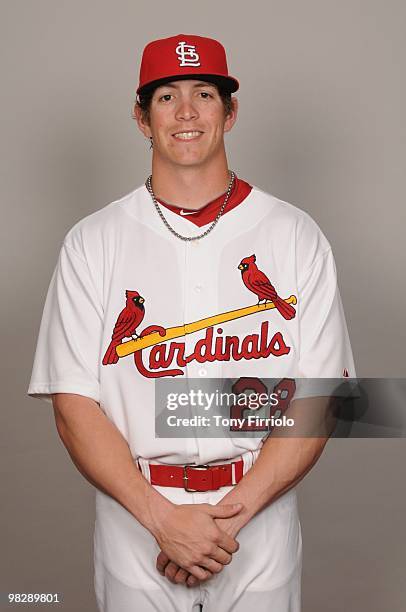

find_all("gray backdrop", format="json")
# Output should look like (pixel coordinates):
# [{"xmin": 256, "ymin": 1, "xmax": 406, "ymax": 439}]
[{"xmin": 1, "ymin": 1, "xmax": 405, "ymax": 610}]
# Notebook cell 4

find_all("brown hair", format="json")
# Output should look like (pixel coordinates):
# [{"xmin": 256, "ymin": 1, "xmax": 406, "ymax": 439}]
[{"xmin": 133, "ymin": 84, "xmax": 233, "ymax": 125}]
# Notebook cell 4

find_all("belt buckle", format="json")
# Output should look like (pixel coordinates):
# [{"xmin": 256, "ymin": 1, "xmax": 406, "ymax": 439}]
[{"xmin": 183, "ymin": 464, "xmax": 210, "ymax": 492}]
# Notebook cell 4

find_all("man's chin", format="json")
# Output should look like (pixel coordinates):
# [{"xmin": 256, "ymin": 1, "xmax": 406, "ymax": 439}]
[
  {"xmin": 158, "ymin": 149, "xmax": 215, "ymax": 168},
  {"xmin": 169, "ymin": 155, "xmax": 208, "ymax": 168}
]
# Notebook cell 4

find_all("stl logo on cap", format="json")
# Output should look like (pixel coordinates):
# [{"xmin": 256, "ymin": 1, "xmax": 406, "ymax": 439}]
[
  {"xmin": 175, "ymin": 41, "xmax": 201, "ymax": 67},
  {"xmin": 136, "ymin": 34, "xmax": 240, "ymax": 95}
]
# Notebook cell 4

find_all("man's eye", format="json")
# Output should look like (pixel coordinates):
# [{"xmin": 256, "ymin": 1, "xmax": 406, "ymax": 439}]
[
  {"xmin": 159, "ymin": 94, "xmax": 173, "ymax": 102},
  {"xmin": 199, "ymin": 92, "xmax": 212, "ymax": 99}
]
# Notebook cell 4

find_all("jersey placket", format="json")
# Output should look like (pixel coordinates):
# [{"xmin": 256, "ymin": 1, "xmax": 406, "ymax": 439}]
[{"xmin": 182, "ymin": 236, "xmax": 221, "ymax": 464}]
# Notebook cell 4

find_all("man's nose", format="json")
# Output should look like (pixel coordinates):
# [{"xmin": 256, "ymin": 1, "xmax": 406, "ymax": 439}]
[{"xmin": 175, "ymin": 98, "xmax": 199, "ymax": 121}]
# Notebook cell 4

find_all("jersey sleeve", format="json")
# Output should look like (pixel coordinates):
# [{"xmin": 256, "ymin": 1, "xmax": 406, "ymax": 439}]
[
  {"xmin": 298, "ymin": 247, "xmax": 355, "ymax": 377},
  {"xmin": 294, "ymin": 247, "xmax": 356, "ymax": 399},
  {"xmin": 27, "ymin": 241, "xmax": 103, "ymax": 404}
]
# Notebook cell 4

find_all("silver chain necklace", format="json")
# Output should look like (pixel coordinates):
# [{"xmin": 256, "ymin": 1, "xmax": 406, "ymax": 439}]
[{"xmin": 145, "ymin": 170, "xmax": 236, "ymax": 241}]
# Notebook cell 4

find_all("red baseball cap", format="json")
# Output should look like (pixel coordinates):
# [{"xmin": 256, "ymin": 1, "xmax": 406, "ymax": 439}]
[{"xmin": 136, "ymin": 34, "xmax": 239, "ymax": 96}]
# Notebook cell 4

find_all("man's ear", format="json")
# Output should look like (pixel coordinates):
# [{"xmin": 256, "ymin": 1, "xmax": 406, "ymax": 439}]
[
  {"xmin": 133, "ymin": 103, "xmax": 152, "ymax": 138},
  {"xmin": 224, "ymin": 96, "xmax": 238, "ymax": 134}
]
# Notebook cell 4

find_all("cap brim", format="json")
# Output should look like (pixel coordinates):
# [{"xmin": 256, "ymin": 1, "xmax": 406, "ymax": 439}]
[{"xmin": 137, "ymin": 73, "xmax": 239, "ymax": 95}]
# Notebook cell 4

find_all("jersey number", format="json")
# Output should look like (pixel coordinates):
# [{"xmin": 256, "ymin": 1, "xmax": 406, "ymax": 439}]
[{"xmin": 229, "ymin": 377, "xmax": 296, "ymax": 431}]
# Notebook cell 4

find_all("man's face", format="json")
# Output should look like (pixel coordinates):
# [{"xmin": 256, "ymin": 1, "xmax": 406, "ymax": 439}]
[{"xmin": 135, "ymin": 79, "xmax": 238, "ymax": 168}]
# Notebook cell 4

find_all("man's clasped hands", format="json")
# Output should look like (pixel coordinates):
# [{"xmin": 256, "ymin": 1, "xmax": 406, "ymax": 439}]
[{"xmin": 153, "ymin": 501, "xmax": 245, "ymax": 588}]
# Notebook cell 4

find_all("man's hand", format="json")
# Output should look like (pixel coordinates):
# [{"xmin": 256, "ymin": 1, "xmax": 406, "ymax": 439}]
[
  {"xmin": 156, "ymin": 513, "xmax": 243, "ymax": 586},
  {"xmin": 153, "ymin": 503, "xmax": 243, "ymax": 582}
]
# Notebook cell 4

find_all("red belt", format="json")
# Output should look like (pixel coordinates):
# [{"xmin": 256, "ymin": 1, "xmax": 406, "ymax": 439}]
[{"xmin": 139, "ymin": 459, "xmax": 244, "ymax": 492}]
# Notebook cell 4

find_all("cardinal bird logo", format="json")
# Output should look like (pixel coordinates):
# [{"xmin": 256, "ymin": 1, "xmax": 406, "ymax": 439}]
[
  {"xmin": 102, "ymin": 290, "xmax": 145, "ymax": 365},
  {"xmin": 238, "ymin": 254, "xmax": 296, "ymax": 320}
]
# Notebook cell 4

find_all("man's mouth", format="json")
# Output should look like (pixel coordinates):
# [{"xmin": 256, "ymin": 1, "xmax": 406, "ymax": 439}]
[{"xmin": 172, "ymin": 131, "xmax": 203, "ymax": 140}]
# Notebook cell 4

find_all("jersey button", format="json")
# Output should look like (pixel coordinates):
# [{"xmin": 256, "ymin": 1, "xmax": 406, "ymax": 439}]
[
  {"xmin": 198, "ymin": 368, "xmax": 207, "ymax": 377},
  {"xmin": 194, "ymin": 284, "xmax": 203, "ymax": 292}
]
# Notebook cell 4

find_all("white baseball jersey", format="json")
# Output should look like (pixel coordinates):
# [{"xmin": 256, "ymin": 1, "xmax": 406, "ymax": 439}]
[{"xmin": 27, "ymin": 175, "xmax": 355, "ymax": 611}]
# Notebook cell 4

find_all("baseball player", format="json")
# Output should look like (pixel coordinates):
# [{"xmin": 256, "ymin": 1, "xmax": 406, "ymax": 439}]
[{"xmin": 27, "ymin": 34, "xmax": 355, "ymax": 611}]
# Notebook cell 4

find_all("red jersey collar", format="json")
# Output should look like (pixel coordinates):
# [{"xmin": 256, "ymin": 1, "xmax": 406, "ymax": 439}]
[{"xmin": 155, "ymin": 174, "xmax": 252, "ymax": 227}]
